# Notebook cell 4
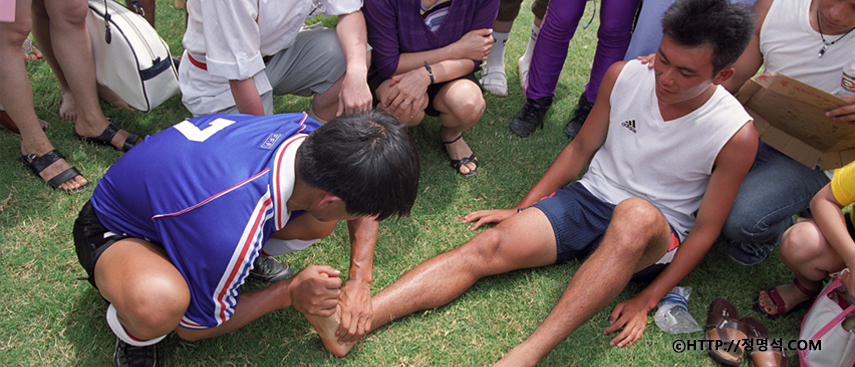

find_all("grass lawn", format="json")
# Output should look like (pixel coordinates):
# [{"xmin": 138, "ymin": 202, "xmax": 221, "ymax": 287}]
[{"xmin": 1, "ymin": 0, "xmax": 804, "ymax": 365}]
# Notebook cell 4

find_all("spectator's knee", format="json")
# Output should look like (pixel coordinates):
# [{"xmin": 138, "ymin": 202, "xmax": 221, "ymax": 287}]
[{"xmin": 780, "ymin": 222, "xmax": 824, "ymax": 263}]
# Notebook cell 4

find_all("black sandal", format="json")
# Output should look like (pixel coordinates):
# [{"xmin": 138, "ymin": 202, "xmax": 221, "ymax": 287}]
[
  {"xmin": 19, "ymin": 150, "xmax": 90, "ymax": 194},
  {"xmin": 442, "ymin": 135, "xmax": 479, "ymax": 178},
  {"xmin": 75, "ymin": 121, "xmax": 141, "ymax": 152}
]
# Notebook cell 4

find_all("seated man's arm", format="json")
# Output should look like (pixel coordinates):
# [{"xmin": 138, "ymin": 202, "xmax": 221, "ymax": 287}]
[
  {"xmin": 335, "ymin": 11, "xmax": 372, "ymax": 116},
  {"xmin": 722, "ymin": 0, "xmax": 769, "ymax": 94},
  {"xmin": 604, "ymin": 121, "xmax": 759, "ymax": 347},
  {"xmin": 176, "ymin": 264, "xmax": 343, "ymax": 341},
  {"xmin": 336, "ymin": 216, "xmax": 378, "ymax": 341},
  {"xmin": 464, "ymin": 62, "xmax": 622, "ymax": 230}
]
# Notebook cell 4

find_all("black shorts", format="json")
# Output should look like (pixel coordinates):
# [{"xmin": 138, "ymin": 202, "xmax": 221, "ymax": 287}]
[
  {"xmin": 72, "ymin": 200, "xmax": 131, "ymax": 288},
  {"xmin": 369, "ymin": 71, "xmax": 481, "ymax": 117}
]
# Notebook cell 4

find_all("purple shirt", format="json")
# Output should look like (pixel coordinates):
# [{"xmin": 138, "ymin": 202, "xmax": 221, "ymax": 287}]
[{"xmin": 363, "ymin": 0, "xmax": 499, "ymax": 79}]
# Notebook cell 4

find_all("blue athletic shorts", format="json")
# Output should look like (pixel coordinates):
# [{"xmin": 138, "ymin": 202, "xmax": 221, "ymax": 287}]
[{"xmin": 531, "ymin": 183, "xmax": 681, "ymax": 281}]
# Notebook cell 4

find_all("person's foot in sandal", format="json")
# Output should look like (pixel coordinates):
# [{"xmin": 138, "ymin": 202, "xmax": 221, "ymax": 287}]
[
  {"xmin": 441, "ymin": 133, "xmax": 478, "ymax": 178},
  {"xmin": 756, "ymin": 277, "xmax": 820, "ymax": 317},
  {"xmin": 19, "ymin": 149, "xmax": 89, "ymax": 193},
  {"xmin": 75, "ymin": 120, "xmax": 143, "ymax": 152}
]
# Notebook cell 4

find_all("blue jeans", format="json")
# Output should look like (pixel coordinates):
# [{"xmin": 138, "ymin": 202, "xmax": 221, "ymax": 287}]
[{"xmin": 722, "ymin": 142, "xmax": 831, "ymax": 247}]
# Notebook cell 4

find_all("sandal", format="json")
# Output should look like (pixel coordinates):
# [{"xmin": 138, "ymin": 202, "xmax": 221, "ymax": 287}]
[
  {"xmin": 743, "ymin": 317, "xmax": 788, "ymax": 367},
  {"xmin": 755, "ymin": 277, "xmax": 820, "ymax": 318},
  {"xmin": 0, "ymin": 111, "xmax": 49, "ymax": 136},
  {"xmin": 705, "ymin": 299, "xmax": 748, "ymax": 366},
  {"xmin": 480, "ymin": 65, "xmax": 508, "ymax": 97},
  {"xmin": 19, "ymin": 150, "xmax": 90, "ymax": 194},
  {"xmin": 75, "ymin": 121, "xmax": 141, "ymax": 152},
  {"xmin": 442, "ymin": 135, "xmax": 479, "ymax": 178}
]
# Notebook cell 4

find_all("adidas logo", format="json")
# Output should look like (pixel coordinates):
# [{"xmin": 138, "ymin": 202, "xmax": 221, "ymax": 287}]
[{"xmin": 621, "ymin": 120, "xmax": 636, "ymax": 133}]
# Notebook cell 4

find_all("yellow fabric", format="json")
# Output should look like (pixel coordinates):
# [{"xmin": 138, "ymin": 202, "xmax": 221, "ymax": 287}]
[{"xmin": 832, "ymin": 161, "xmax": 855, "ymax": 208}]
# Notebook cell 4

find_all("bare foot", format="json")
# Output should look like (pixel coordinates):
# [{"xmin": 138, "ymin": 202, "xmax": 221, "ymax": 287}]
[
  {"xmin": 59, "ymin": 89, "xmax": 78, "ymax": 123},
  {"xmin": 757, "ymin": 282, "xmax": 816, "ymax": 316},
  {"xmin": 304, "ymin": 305, "xmax": 355, "ymax": 357},
  {"xmin": 97, "ymin": 84, "xmax": 135, "ymax": 111}
]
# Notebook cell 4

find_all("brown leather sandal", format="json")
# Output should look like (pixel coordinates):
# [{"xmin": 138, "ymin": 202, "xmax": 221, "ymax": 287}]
[
  {"xmin": 706, "ymin": 299, "xmax": 748, "ymax": 366},
  {"xmin": 743, "ymin": 316, "xmax": 788, "ymax": 367},
  {"xmin": 755, "ymin": 277, "xmax": 820, "ymax": 318}
]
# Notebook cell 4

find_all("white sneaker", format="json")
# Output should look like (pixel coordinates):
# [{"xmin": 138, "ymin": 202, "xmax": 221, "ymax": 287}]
[{"xmin": 480, "ymin": 64, "xmax": 508, "ymax": 97}]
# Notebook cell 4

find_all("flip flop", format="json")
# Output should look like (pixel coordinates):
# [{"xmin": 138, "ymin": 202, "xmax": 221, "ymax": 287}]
[
  {"xmin": 19, "ymin": 150, "xmax": 90, "ymax": 194},
  {"xmin": 755, "ymin": 277, "xmax": 820, "ymax": 318},
  {"xmin": 705, "ymin": 299, "xmax": 748, "ymax": 366},
  {"xmin": 75, "ymin": 120, "xmax": 141, "ymax": 152},
  {"xmin": 743, "ymin": 317, "xmax": 788, "ymax": 367}
]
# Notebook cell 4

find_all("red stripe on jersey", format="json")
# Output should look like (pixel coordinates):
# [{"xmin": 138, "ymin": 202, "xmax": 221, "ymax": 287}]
[
  {"xmin": 274, "ymin": 134, "xmax": 308, "ymax": 229},
  {"xmin": 216, "ymin": 197, "xmax": 272, "ymax": 323}
]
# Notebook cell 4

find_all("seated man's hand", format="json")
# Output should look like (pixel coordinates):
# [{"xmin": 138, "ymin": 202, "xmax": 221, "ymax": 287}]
[
  {"xmin": 289, "ymin": 265, "xmax": 342, "ymax": 317},
  {"xmin": 826, "ymin": 94, "xmax": 855, "ymax": 123},
  {"xmin": 604, "ymin": 295, "xmax": 654, "ymax": 348},
  {"xmin": 336, "ymin": 278, "xmax": 372, "ymax": 343},
  {"xmin": 463, "ymin": 209, "xmax": 516, "ymax": 231}
]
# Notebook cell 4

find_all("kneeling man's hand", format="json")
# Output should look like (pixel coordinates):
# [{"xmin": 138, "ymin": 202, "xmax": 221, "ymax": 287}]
[
  {"xmin": 290, "ymin": 265, "xmax": 342, "ymax": 317},
  {"xmin": 337, "ymin": 279, "xmax": 372, "ymax": 343}
]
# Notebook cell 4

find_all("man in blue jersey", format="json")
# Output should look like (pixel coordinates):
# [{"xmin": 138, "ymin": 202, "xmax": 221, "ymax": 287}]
[{"xmin": 72, "ymin": 111, "xmax": 419, "ymax": 366}]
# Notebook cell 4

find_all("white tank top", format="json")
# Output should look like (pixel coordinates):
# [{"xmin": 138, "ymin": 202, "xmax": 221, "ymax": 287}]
[
  {"xmin": 578, "ymin": 61, "xmax": 752, "ymax": 239},
  {"xmin": 760, "ymin": 0, "xmax": 855, "ymax": 96}
]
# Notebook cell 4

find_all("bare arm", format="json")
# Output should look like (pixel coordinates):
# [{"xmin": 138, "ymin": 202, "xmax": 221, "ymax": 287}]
[
  {"xmin": 604, "ymin": 122, "xmax": 759, "ymax": 346},
  {"xmin": 336, "ymin": 216, "xmax": 378, "ymax": 342},
  {"xmin": 811, "ymin": 185, "xmax": 855, "ymax": 271},
  {"xmin": 464, "ymin": 62, "xmax": 625, "ymax": 230},
  {"xmin": 335, "ymin": 11, "xmax": 372, "ymax": 116},
  {"xmin": 722, "ymin": 0, "xmax": 770, "ymax": 94},
  {"xmin": 229, "ymin": 78, "xmax": 266, "ymax": 116},
  {"xmin": 176, "ymin": 265, "xmax": 342, "ymax": 341}
]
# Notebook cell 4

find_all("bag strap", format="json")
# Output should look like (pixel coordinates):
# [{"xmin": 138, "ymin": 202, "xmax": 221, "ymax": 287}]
[
  {"xmin": 102, "ymin": 0, "xmax": 112, "ymax": 44},
  {"xmin": 807, "ymin": 278, "xmax": 855, "ymax": 341}
]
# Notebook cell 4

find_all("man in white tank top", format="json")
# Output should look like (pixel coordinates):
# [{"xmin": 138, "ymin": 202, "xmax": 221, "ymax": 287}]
[
  {"xmin": 721, "ymin": 0, "xmax": 855, "ymax": 266},
  {"xmin": 306, "ymin": 0, "xmax": 759, "ymax": 363}
]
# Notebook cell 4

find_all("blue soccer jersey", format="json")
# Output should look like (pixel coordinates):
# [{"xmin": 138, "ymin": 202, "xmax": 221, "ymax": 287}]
[{"xmin": 90, "ymin": 113, "xmax": 320, "ymax": 329}]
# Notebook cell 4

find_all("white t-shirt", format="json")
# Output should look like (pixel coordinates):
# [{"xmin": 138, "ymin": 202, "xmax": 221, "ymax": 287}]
[
  {"xmin": 578, "ymin": 60, "xmax": 752, "ymax": 239},
  {"xmin": 179, "ymin": 0, "xmax": 362, "ymax": 115}
]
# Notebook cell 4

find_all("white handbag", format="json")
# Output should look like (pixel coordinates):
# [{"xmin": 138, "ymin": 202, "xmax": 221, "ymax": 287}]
[
  {"xmin": 799, "ymin": 276, "xmax": 855, "ymax": 367},
  {"xmin": 85, "ymin": 0, "xmax": 179, "ymax": 112}
]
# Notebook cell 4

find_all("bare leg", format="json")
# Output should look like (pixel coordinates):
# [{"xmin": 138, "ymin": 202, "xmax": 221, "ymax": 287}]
[
  {"xmin": 433, "ymin": 79, "xmax": 485, "ymax": 176},
  {"xmin": 308, "ymin": 207, "xmax": 559, "ymax": 356},
  {"xmin": 95, "ymin": 238, "xmax": 190, "ymax": 340},
  {"xmin": 1, "ymin": 0, "xmax": 87, "ymax": 191},
  {"xmin": 757, "ymin": 220, "xmax": 841, "ymax": 315},
  {"xmin": 33, "ymin": 0, "xmax": 139, "ymax": 148},
  {"xmin": 495, "ymin": 198, "xmax": 673, "ymax": 366}
]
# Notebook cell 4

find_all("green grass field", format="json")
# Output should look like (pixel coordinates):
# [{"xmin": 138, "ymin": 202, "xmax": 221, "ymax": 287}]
[{"xmin": 1, "ymin": 1, "xmax": 805, "ymax": 365}]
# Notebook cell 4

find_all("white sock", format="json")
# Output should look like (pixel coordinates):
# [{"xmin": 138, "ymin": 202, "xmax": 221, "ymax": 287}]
[
  {"xmin": 106, "ymin": 304, "xmax": 167, "ymax": 347},
  {"xmin": 485, "ymin": 31, "xmax": 510, "ymax": 72},
  {"xmin": 519, "ymin": 20, "xmax": 541, "ymax": 67}
]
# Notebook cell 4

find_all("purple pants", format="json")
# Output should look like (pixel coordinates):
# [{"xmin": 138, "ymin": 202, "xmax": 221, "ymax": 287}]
[{"xmin": 526, "ymin": 0, "xmax": 641, "ymax": 101}]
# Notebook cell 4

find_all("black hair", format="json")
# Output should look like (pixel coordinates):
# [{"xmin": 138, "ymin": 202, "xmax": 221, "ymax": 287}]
[
  {"xmin": 661, "ymin": 0, "xmax": 756, "ymax": 73},
  {"xmin": 297, "ymin": 110, "xmax": 419, "ymax": 221}
]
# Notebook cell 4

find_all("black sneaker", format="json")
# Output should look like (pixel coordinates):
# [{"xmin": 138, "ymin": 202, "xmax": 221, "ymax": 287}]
[
  {"xmin": 564, "ymin": 94, "xmax": 594, "ymax": 138},
  {"xmin": 113, "ymin": 338, "xmax": 160, "ymax": 367},
  {"xmin": 509, "ymin": 97, "xmax": 553, "ymax": 137},
  {"xmin": 249, "ymin": 255, "xmax": 295, "ymax": 283}
]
